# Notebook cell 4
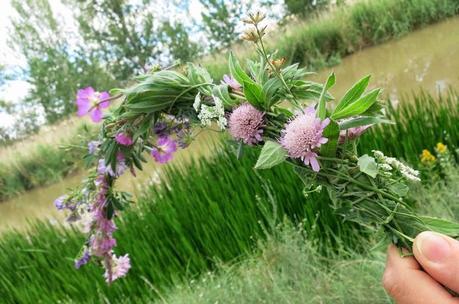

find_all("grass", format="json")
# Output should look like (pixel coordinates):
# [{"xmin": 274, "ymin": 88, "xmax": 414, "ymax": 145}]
[
  {"xmin": 0, "ymin": 144, "xmax": 366, "ymax": 303},
  {"xmin": 157, "ymin": 167, "xmax": 459, "ymax": 304},
  {"xmin": 157, "ymin": 224, "xmax": 390, "ymax": 304},
  {"xmin": 202, "ymin": 0, "xmax": 459, "ymax": 79},
  {"xmin": 0, "ymin": 147, "xmax": 457, "ymax": 303},
  {"xmin": 0, "ymin": 123, "xmax": 95, "ymax": 202},
  {"xmin": 359, "ymin": 91, "xmax": 459, "ymax": 165}
]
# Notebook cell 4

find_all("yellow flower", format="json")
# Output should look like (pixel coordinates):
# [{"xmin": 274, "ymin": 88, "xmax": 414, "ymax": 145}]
[
  {"xmin": 435, "ymin": 142, "xmax": 447, "ymax": 154},
  {"xmin": 420, "ymin": 149, "xmax": 436, "ymax": 165}
]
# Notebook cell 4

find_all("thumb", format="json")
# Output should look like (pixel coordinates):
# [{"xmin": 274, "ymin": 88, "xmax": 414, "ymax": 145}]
[{"xmin": 413, "ymin": 231, "xmax": 459, "ymax": 293}]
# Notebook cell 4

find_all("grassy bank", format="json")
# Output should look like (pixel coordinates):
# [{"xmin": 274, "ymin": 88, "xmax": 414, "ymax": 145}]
[
  {"xmin": 0, "ymin": 123, "xmax": 94, "ymax": 202},
  {"xmin": 203, "ymin": 0, "xmax": 459, "ymax": 78},
  {"xmin": 0, "ymin": 145, "xmax": 457, "ymax": 303}
]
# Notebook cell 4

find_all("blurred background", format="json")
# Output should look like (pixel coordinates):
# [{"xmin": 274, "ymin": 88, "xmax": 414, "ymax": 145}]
[{"xmin": 0, "ymin": 0, "xmax": 458, "ymax": 303}]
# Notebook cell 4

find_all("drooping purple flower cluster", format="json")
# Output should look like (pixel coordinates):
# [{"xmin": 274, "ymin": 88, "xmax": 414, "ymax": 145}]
[
  {"xmin": 280, "ymin": 106, "xmax": 330, "ymax": 172},
  {"xmin": 76, "ymin": 87, "xmax": 110, "ymax": 123},
  {"xmin": 104, "ymin": 254, "xmax": 131, "ymax": 283},
  {"xmin": 88, "ymin": 140, "xmax": 101, "ymax": 155},
  {"xmin": 228, "ymin": 103, "xmax": 264, "ymax": 145},
  {"xmin": 97, "ymin": 153, "xmax": 128, "ymax": 177}
]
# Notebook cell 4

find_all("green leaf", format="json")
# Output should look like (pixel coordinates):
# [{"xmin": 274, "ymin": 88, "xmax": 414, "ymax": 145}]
[
  {"xmin": 319, "ymin": 119, "xmax": 340, "ymax": 157},
  {"xmin": 331, "ymin": 88, "xmax": 381, "ymax": 120},
  {"xmin": 389, "ymin": 182, "xmax": 409, "ymax": 197},
  {"xmin": 243, "ymin": 80, "xmax": 265, "ymax": 108},
  {"xmin": 339, "ymin": 116, "xmax": 393, "ymax": 130},
  {"xmin": 318, "ymin": 73, "xmax": 335, "ymax": 119},
  {"xmin": 357, "ymin": 154, "xmax": 378, "ymax": 178},
  {"xmin": 420, "ymin": 216, "xmax": 459, "ymax": 236},
  {"xmin": 334, "ymin": 75, "xmax": 371, "ymax": 113},
  {"xmin": 254, "ymin": 141, "xmax": 287, "ymax": 170},
  {"xmin": 213, "ymin": 84, "xmax": 236, "ymax": 107},
  {"xmin": 228, "ymin": 52, "xmax": 252, "ymax": 85}
]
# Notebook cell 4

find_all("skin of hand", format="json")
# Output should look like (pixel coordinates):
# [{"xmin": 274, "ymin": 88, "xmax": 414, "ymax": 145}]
[{"xmin": 383, "ymin": 231, "xmax": 459, "ymax": 304}]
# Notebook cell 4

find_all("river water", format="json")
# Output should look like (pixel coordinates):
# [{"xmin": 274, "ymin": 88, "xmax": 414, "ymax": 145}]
[{"xmin": 1, "ymin": 17, "xmax": 459, "ymax": 234}]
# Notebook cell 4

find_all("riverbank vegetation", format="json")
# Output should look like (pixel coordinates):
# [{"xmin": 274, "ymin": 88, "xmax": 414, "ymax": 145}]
[{"xmin": 203, "ymin": 0, "xmax": 459, "ymax": 78}]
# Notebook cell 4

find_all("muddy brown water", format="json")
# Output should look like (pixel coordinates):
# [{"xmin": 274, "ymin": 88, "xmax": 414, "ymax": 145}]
[{"xmin": 1, "ymin": 17, "xmax": 459, "ymax": 234}]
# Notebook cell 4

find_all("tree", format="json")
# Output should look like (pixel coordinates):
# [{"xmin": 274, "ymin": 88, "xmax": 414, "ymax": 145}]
[
  {"xmin": 284, "ymin": 0, "xmax": 330, "ymax": 17},
  {"xmin": 67, "ymin": 0, "xmax": 161, "ymax": 80},
  {"xmin": 160, "ymin": 21, "xmax": 201, "ymax": 63},
  {"xmin": 199, "ymin": 0, "xmax": 251, "ymax": 51},
  {"xmin": 10, "ymin": 0, "xmax": 115, "ymax": 123}
]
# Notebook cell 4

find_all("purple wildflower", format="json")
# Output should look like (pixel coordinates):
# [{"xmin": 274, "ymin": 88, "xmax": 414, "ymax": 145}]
[
  {"xmin": 280, "ymin": 106, "xmax": 330, "ymax": 172},
  {"xmin": 339, "ymin": 126, "xmax": 370, "ymax": 144},
  {"xmin": 153, "ymin": 122, "xmax": 170, "ymax": 136},
  {"xmin": 228, "ymin": 103, "xmax": 264, "ymax": 145},
  {"xmin": 151, "ymin": 136, "xmax": 177, "ymax": 164},
  {"xmin": 88, "ymin": 140, "xmax": 101, "ymax": 154},
  {"xmin": 97, "ymin": 153, "xmax": 127, "ymax": 177},
  {"xmin": 76, "ymin": 87, "xmax": 110, "ymax": 123},
  {"xmin": 221, "ymin": 75, "xmax": 241, "ymax": 91},
  {"xmin": 115, "ymin": 132, "xmax": 134, "ymax": 146},
  {"xmin": 54, "ymin": 195, "xmax": 67, "ymax": 210},
  {"xmin": 75, "ymin": 250, "xmax": 91, "ymax": 269},
  {"xmin": 104, "ymin": 254, "xmax": 131, "ymax": 283}
]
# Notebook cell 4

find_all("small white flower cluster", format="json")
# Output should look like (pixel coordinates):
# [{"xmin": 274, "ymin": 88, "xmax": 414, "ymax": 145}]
[
  {"xmin": 372, "ymin": 150, "xmax": 421, "ymax": 182},
  {"xmin": 194, "ymin": 93, "xmax": 227, "ymax": 129}
]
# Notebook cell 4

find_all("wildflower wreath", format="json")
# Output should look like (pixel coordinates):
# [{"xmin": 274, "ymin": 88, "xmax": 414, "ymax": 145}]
[{"xmin": 56, "ymin": 13, "xmax": 459, "ymax": 283}]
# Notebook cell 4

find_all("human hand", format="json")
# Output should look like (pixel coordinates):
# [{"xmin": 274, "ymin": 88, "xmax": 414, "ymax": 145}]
[{"xmin": 383, "ymin": 231, "xmax": 459, "ymax": 303}]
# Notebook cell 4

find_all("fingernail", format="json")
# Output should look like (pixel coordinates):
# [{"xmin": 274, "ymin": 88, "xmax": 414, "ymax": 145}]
[{"xmin": 416, "ymin": 231, "xmax": 452, "ymax": 263}]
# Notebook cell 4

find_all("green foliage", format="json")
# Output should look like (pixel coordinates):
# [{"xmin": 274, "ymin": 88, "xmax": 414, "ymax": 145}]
[
  {"xmin": 200, "ymin": 0, "xmax": 250, "ymax": 51},
  {"xmin": 359, "ymin": 91, "xmax": 459, "ymax": 165},
  {"xmin": 160, "ymin": 21, "xmax": 201, "ymax": 63},
  {"xmin": 284, "ymin": 0, "xmax": 330, "ymax": 17},
  {"xmin": 0, "ymin": 124, "xmax": 94, "ymax": 201},
  {"xmin": 68, "ymin": 0, "xmax": 160, "ymax": 80},
  {"xmin": 10, "ymin": 0, "xmax": 116, "ymax": 123},
  {"xmin": 205, "ymin": 0, "xmax": 459, "ymax": 79}
]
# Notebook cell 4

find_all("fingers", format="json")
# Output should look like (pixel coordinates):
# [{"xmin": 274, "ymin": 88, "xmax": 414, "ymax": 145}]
[
  {"xmin": 383, "ymin": 245, "xmax": 459, "ymax": 304},
  {"xmin": 413, "ymin": 231, "xmax": 459, "ymax": 293}
]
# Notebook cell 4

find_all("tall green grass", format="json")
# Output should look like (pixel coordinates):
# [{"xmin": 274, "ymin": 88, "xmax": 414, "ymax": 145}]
[
  {"xmin": 203, "ymin": 0, "xmax": 459, "ymax": 78},
  {"xmin": 0, "ymin": 145, "xmax": 365, "ymax": 303},
  {"xmin": 359, "ymin": 91, "xmax": 459, "ymax": 165}
]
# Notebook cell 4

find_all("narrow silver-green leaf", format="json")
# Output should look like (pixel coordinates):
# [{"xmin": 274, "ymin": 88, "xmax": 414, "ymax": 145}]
[
  {"xmin": 331, "ymin": 88, "xmax": 381, "ymax": 120},
  {"xmin": 254, "ymin": 141, "xmax": 287, "ymax": 170},
  {"xmin": 318, "ymin": 73, "xmax": 335, "ymax": 119},
  {"xmin": 357, "ymin": 154, "xmax": 378, "ymax": 178}
]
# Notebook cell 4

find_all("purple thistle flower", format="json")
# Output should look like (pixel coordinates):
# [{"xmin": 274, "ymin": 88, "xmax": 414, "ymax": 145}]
[
  {"xmin": 338, "ymin": 125, "xmax": 370, "ymax": 144},
  {"xmin": 221, "ymin": 75, "xmax": 241, "ymax": 91},
  {"xmin": 228, "ymin": 103, "xmax": 264, "ymax": 145},
  {"xmin": 280, "ymin": 106, "xmax": 330, "ymax": 172},
  {"xmin": 151, "ymin": 136, "xmax": 177, "ymax": 164},
  {"xmin": 75, "ymin": 250, "xmax": 91, "ymax": 269},
  {"xmin": 88, "ymin": 140, "xmax": 101, "ymax": 154},
  {"xmin": 76, "ymin": 87, "xmax": 110, "ymax": 123},
  {"xmin": 104, "ymin": 254, "xmax": 131, "ymax": 283},
  {"xmin": 115, "ymin": 132, "xmax": 134, "ymax": 146},
  {"xmin": 54, "ymin": 195, "xmax": 67, "ymax": 210}
]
